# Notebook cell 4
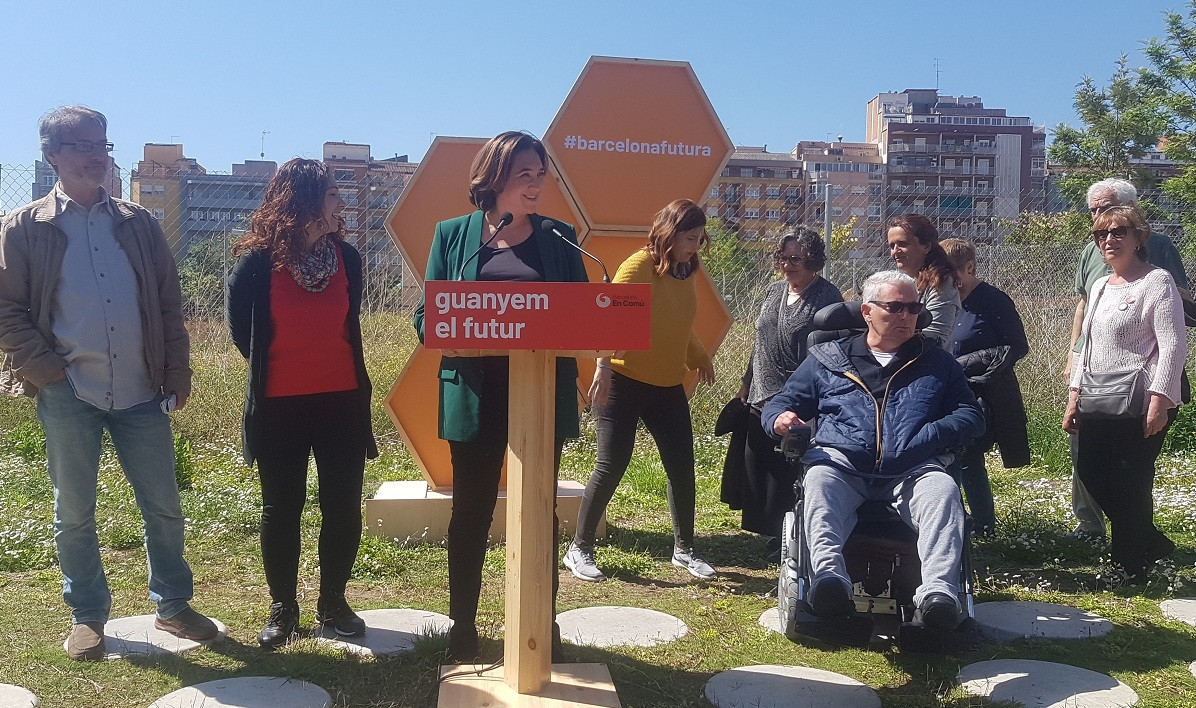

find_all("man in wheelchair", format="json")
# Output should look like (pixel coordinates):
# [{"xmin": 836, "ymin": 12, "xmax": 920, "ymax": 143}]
[{"xmin": 762, "ymin": 270, "xmax": 984, "ymax": 645}]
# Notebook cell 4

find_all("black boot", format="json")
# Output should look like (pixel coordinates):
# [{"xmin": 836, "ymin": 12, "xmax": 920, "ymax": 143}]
[
  {"xmin": 258, "ymin": 600, "xmax": 300, "ymax": 649},
  {"xmin": 316, "ymin": 594, "xmax": 365, "ymax": 637},
  {"xmin": 552, "ymin": 621, "xmax": 566, "ymax": 663},
  {"xmin": 447, "ymin": 622, "xmax": 480, "ymax": 663}
]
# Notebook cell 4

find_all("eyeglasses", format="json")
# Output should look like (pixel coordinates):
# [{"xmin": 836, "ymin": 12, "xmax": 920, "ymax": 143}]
[
  {"xmin": 1091, "ymin": 226, "xmax": 1130, "ymax": 243},
  {"xmin": 868, "ymin": 300, "xmax": 924, "ymax": 315},
  {"xmin": 776, "ymin": 255, "xmax": 806, "ymax": 266},
  {"xmin": 60, "ymin": 141, "xmax": 114, "ymax": 154}
]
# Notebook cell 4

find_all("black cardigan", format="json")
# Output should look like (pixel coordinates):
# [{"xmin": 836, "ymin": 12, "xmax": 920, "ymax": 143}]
[{"xmin": 226, "ymin": 243, "xmax": 379, "ymax": 465}]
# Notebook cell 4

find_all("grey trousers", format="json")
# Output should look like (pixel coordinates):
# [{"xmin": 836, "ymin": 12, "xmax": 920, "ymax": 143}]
[
  {"xmin": 1069, "ymin": 433, "xmax": 1106, "ymax": 535},
  {"xmin": 803, "ymin": 463, "xmax": 964, "ymax": 609}
]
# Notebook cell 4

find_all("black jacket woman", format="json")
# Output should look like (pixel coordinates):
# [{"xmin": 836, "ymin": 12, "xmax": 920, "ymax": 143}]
[{"xmin": 228, "ymin": 158, "xmax": 378, "ymax": 648}]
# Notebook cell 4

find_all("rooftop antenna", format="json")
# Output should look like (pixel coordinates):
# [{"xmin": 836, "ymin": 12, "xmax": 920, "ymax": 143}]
[
  {"xmin": 934, "ymin": 57, "xmax": 942, "ymax": 90},
  {"xmin": 260, "ymin": 131, "xmax": 270, "ymax": 160}
]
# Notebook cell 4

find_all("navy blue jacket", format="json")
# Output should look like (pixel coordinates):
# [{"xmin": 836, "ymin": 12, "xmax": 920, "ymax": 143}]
[{"xmin": 762, "ymin": 333, "xmax": 984, "ymax": 479}]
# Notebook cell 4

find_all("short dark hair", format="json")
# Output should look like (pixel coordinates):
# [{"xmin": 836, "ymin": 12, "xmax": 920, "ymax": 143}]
[
  {"xmin": 772, "ymin": 225, "xmax": 826, "ymax": 272},
  {"xmin": 468, "ymin": 131, "xmax": 547, "ymax": 212}
]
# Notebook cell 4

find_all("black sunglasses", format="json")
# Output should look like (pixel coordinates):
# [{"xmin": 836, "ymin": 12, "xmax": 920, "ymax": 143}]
[
  {"xmin": 868, "ymin": 300, "xmax": 924, "ymax": 315},
  {"xmin": 1091, "ymin": 226, "xmax": 1130, "ymax": 243}
]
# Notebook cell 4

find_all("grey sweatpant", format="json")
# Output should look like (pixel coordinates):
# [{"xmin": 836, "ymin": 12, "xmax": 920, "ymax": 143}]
[{"xmin": 803, "ymin": 463, "xmax": 964, "ymax": 609}]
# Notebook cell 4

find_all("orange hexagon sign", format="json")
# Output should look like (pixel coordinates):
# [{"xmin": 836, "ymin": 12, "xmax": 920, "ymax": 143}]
[
  {"xmin": 544, "ymin": 57, "xmax": 733, "ymax": 232},
  {"xmin": 575, "ymin": 233, "xmax": 732, "ymax": 402},
  {"xmin": 385, "ymin": 136, "xmax": 587, "ymax": 285}
]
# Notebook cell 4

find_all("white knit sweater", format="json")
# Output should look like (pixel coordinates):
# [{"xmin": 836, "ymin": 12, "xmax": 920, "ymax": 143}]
[{"xmin": 1071, "ymin": 267, "xmax": 1188, "ymax": 407}]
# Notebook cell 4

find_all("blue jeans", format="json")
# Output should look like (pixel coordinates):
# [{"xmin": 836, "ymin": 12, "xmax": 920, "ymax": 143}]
[
  {"xmin": 36, "ymin": 379, "xmax": 193, "ymax": 624},
  {"xmin": 948, "ymin": 443, "xmax": 996, "ymax": 534}
]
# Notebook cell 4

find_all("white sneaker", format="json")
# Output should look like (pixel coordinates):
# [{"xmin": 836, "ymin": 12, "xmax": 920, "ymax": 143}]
[
  {"xmin": 563, "ymin": 543, "xmax": 606, "ymax": 582},
  {"xmin": 672, "ymin": 546, "xmax": 717, "ymax": 579}
]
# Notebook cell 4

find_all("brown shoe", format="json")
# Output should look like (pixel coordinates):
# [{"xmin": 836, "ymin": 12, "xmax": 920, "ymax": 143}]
[
  {"xmin": 155, "ymin": 606, "xmax": 219, "ymax": 641},
  {"xmin": 66, "ymin": 622, "xmax": 106, "ymax": 661}
]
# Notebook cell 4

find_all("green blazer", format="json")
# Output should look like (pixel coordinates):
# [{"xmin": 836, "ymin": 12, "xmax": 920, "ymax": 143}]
[{"xmin": 413, "ymin": 211, "xmax": 589, "ymax": 442}]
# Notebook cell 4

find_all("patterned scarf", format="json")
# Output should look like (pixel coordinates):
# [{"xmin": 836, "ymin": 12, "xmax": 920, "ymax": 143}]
[{"xmin": 288, "ymin": 235, "xmax": 339, "ymax": 292}]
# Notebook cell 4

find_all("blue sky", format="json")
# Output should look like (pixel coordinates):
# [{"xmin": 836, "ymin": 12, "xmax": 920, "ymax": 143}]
[{"xmin": 0, "ymin": 0, "xmax": 1184, "ymax": 172}]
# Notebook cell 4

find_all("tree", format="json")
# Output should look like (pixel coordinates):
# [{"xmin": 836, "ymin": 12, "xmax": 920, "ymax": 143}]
[
  {"xmin": 701, "ymin": 218, "xmax": 767, "ymax": 317},
  {"xmin": 999, "ymin": 210, "xmax": 1091, "ymax": 245},
  {"xmin": 1049, "ymin": 55, "xmax": 1168, "ymax": 207},
  {"xmin": 1142, "ymin": 1, "xmax": 1196, "ymax": 205},
  {"xmin": 830, "ymin": 216, "xmax": 859, "ymax": 258}
]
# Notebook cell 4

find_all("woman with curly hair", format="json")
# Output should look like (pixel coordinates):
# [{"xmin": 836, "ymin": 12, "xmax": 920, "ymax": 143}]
[
  {"xmin": 565, "ymin": 199, "xmax": 718, "ymax": 583},
  {"xmin": 730, "ymin": 227, "xmax": 842, "ymax": 554},
  {"xmin": 228, "ymin": 158, "xmax": 378, "ymax": 648},
  {"xmin": 887, "ymin": 213, "xmax": 960, "ymax": 349}
]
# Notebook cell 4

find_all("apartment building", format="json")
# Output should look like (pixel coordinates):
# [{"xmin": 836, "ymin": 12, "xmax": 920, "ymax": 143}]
[
  {"xmin": 867, "ymin": 89, "xmax": 1046, "ymax": 244},
  {"xmin": 131, "ymin": 144, "xmax": 203, "ymax": 252},
  {"xmin": 703, "ymin": 146, "xmax": 804, "ymax": 245},
  {"xmin": 792, "ymin": 140, "xmax": 884, "ymax": 252},
  {"xmin": 177, "ymin": 160, "xmax": 276, "ymax": 259},
  {"xmin": 322, "ymin": 142, "xmax": 417, "ymax": 268}
]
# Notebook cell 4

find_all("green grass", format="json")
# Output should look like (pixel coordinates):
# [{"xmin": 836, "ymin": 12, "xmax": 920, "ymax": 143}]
[{"xmin": 1, "ymin": 314, "xmax": 1195, "ymax": 706}]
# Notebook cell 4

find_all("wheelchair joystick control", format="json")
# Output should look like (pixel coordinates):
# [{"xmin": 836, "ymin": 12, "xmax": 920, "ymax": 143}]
[{"xmin": 780, "ymin": 424, "xmax": 812, "ymax": 465}]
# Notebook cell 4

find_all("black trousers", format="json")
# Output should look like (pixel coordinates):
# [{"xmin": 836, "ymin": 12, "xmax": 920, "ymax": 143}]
[
  {"xmin": 446, "ymin": 358, "xmax": 563, "ymax": 628},
  {"xmin": 1075, "ymin": 410, "xmax": 1174, "ymax": 573},
  {"xmin": 574, "ymin": 371, "xmax": 696, "ymax": 549},
  {"xmin": 255, "ymin": 389, "xmax": 366, "ymax": 602},
  {"xmin": 740, "ymin": 407, "xmax": 799, "ymax": 537}
]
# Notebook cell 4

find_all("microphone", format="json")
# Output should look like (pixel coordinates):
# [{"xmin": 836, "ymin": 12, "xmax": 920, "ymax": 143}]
[
  {"xmin": 457, "ymin": 211, "xmax": 513, "ymax": 280},
  {"xmin": 541, "ymin": 219, "xmax": 610, "ymax": 283}
]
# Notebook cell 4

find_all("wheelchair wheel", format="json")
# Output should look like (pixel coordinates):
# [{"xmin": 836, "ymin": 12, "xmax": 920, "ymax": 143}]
[{"xmin": 777, "ymin": 510, "xmax": 802, "ymax": 637}]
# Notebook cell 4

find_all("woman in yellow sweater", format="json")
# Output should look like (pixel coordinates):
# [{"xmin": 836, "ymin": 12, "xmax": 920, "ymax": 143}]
[{"xmin": 564, "ymin": 199, "xmax": 717, "ymax": 582}]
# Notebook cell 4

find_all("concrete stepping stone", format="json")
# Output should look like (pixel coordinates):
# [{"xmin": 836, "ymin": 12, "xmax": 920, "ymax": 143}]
[
  {"xmin": 973, "ymin": 601, "xmax": 1112, "ymax": 641},
  {"xmin": 1160, "ymin": 598, "xmax": 1196, "ymax": 627},
  {"xmin": 150, "ymin": 676, "xmax": 331, "ymax": 707},
  {"xmin": 958, "ymin": 659, "xmax": 1138, "ymax": 707},
  {"xmin": 705, "ymin": 665, "xmax": 880, "ymax": 708},
  {"xmin": 555, "ymin": 606, "xmax": 687, "ymax": 648},
  {"xmin": 0, "ymin": 684, "xmax": 37, "ymax": 708},
  {"xmin": 1190, "ymin": 660, "xmax": 1196, "ymax": 680},
  {"xmin": 314, "ymin": 608, "xmax": 450, "ymax": 656},
  {"xmin": 65, "ymin": 614, "xmax": 226, "ymax": 659},
  {"xmin": 757, "ymin": 607, "xmax": 782, "ymax": 634}
]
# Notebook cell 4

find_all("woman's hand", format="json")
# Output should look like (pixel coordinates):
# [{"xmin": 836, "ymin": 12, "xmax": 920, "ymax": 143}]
[
  {"xmin": 773, "ymin": 411, "xmax": 803, "ymax": 437},
  {"xmin": 735, "ymin": 382, "xmax": 749, "ymax": 403},
  {"xmin": 589, "ymin": 362, "xmax": 612, "ymax": 407},
  {"xmin": 696, "ymin": 361, "xmax": 716, "ymax": 386},
  {"xmin": 1144, "ymin": 393, "xmax": 1171, "ymax": 437},
  {"xmin": 1062, "ymin": 389, "xmax": 1080, "ymax": 435}
]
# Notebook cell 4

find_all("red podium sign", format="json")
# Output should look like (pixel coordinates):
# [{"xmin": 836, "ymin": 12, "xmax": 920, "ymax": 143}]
[{"xmin": 424, "ymin": 281, "xmax": 651, "ymax": 351}]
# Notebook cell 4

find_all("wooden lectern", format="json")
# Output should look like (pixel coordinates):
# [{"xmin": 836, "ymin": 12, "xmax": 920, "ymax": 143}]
[{"xmin": 424, "ymin": 281, "xmax": 650, "ymax": 705}]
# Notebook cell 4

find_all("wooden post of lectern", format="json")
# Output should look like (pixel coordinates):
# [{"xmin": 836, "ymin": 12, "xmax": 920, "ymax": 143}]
[
  {"xmin": 426, "ymin": 280, "xmax": 647, "ymax": 705},
  {"xmin": 504, "ymin": 349, "xmax": 556, "ymax": 692}
]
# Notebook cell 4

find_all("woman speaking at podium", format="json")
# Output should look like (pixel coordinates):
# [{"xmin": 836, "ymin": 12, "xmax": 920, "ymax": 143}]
[
  {"xmin": 565, "ymin": 199, "xmax": 718, "ymax": 583},
  {"xmin": 413, "ymin": 131, "xmax": 588, "ymax": 663}
]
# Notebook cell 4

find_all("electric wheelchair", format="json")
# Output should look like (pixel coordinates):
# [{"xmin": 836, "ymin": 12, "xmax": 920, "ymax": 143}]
[{"xmin": 775, "ymin": 301, "xmax": 978, "ymax": 652}]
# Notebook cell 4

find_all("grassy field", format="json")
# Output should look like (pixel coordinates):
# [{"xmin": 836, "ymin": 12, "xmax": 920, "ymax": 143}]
[{"xmin": 1, "ymin": 314, "xmax": 1195, "ymax": 707}]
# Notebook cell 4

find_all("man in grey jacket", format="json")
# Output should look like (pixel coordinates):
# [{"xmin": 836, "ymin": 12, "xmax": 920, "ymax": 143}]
[{"xmin": 0, "ymin": 106, "xmax": 217, "ymax": 660}]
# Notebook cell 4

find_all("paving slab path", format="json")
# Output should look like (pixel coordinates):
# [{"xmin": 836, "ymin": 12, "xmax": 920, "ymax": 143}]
[
  {"xmin": 958, "ymin": 658, "xmax": 1138, "ymax": 707},
  {"xmin": 555, "ymin": 606, "xmax": 687, "ymax": 648},
  {"xmin": 149, "ymin": 676, "xmax": 331, "ymax": 708},
  {"xmin": 314, "ymin": 608, "xmax": 450, "ymax": 656},
  {"xmin": 705, "ymin": 665, "xmax": 880, "ymax": 708},
  {"xmin": 973, "ymin": 601, "xmax": 1112, "ymax": 641}
]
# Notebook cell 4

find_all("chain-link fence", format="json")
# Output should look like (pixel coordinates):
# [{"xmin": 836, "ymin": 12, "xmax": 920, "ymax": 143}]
[{"xmin": 4, "ymin": 161, "xmax": 1193, "ymax": 416}]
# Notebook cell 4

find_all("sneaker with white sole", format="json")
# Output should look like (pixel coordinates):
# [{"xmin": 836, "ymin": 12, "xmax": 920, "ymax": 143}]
[
  {"xmin": 563, "ymin": 543, "xmax": 606, "ymax": 582},
  {"xmin": 672, "ymin": 546, "xmax": 717, "ymax": 579}
]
